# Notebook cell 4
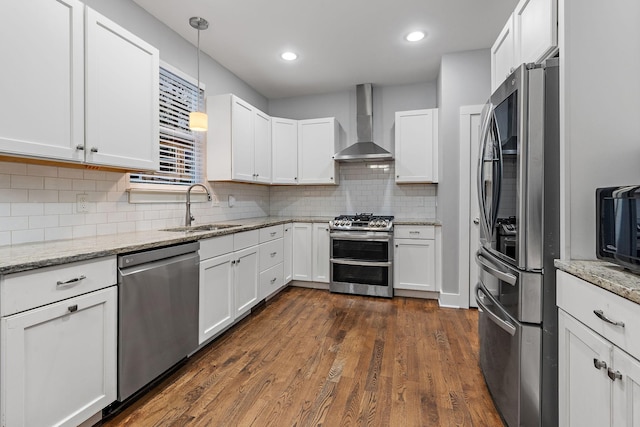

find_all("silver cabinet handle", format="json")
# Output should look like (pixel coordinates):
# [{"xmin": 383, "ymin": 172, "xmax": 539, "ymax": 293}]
[
  {"xmin": 473, "ymin": 217, "xmax": 480, "ymax": 225},
  {"xmin": 270, "ymin": 277, "xmax": 277, "ymax": 284},
  {"xmin": 409, "ymin": 231, "xmax": 421, "ymax": 235},
  {"xmin": 56, "ymin": 275, "xmax": 86, "ymax": 288},
  {"xmin": 237, "ymin": 259, "xmax": 241, "ymax": 264},
  {"xmin": 607, "ymin": 368, "xmax": 623, "ymax": 381},
  {"xmin": 593, "ymin": 310, "xmax": 625, "ymax": 327},
  {"xmin": 68, "ymin": 304, "xmax": 78, "ymax": 313},
  {"xmin": 90, "ymin": 147, "xmax": 98, "ymax": 153},
  {"xmin": 270, "ymin": 232, "xmax": 277, "ymax": 236},
  {"xmin": 593, "ymin": 358, "xmax": 607, "ymax": 370},
  {"xmin": 76, "ymin": 145, "xmax": 84, "ymax": 151},
  {"xmin": 231, "ymin": 260, "xmax": 236, "ymax": 265},
  {"xmin": 270, "ymin": 252, "xmax": 277, "ymax": 257}
]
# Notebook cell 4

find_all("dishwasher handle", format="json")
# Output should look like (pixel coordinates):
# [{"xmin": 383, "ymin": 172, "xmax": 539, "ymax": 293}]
[
  {"xmin": 118, "ymin": 242, "xmax": 200, "ymax": 268},
  {"xmin": 118, "ymin": 251, "xmax": 199, "ymax": 278}
]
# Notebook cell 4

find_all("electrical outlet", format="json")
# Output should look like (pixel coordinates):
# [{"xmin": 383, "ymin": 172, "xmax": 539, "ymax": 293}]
[
  {"xmin": 210, "ymin": 194, "xmax": 220, "ymax": 207},
  {"xmin": 76, "ymin": 194, "xmax": 89, "ymax": 213}
]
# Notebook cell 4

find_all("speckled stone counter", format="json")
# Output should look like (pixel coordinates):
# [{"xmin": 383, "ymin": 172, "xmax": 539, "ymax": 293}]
[
  {"xmin": 555, "ymin": 259, "xmax": 640, "ymax": 305},
  {"xmin": 0, "ymin": 216, "xmax": 439, "ymax": 275},
  {"xmin": 0, "ymin": 216, "xmax": 332, "ymax": 275}
]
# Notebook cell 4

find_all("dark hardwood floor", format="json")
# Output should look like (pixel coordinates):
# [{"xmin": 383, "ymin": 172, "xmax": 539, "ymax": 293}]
[{"xmin": 102, "ymin": 287, "xmax": 503, "ymax": 426}]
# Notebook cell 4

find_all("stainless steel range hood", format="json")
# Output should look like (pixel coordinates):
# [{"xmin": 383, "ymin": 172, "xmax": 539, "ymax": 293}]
[{"xmin": 333, "ymin": 84, "xmax": 393, "ymax": 162}]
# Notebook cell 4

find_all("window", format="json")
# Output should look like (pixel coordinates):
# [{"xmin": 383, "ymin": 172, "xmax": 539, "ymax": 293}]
[{"xmin": 130, "ymin": 64, "xmax": 204, "ymax": 187}]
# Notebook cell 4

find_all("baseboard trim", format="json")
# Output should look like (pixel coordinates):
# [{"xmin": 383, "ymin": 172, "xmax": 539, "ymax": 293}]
[
  {"xmin": 290, "ymin": 280, "xmax": 330, "ymax": 290},
  {"xmin": 439, "ymin": 292, "xmax": 462, "ymax": 309}
]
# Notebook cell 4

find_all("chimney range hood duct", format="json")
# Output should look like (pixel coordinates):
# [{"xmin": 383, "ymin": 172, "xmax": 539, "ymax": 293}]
[{"xmin": 333, "ymin": 83, "xmax": 393, "ymax": 162}]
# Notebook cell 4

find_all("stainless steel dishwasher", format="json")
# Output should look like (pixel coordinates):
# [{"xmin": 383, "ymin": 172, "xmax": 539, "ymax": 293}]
[{"xmin": 117, "ymin": 242, "xmax": 199, "ymax": 402}]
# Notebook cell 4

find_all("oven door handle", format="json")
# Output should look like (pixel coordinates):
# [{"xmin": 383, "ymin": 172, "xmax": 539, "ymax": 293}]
[
  {"xmin": 475, "ymin": 250, "xmax": 516, "ymax": 286},
  {"xmin": 475, "ymin": 283, "xmax": 517, "ymax": 336},
  {"xmin": 330, "ymin": 259, "xmax": 391, "ymax": 267},
  {"xmin": 329, "ymin": 233, "xmax": 391, "ymax": 242}
]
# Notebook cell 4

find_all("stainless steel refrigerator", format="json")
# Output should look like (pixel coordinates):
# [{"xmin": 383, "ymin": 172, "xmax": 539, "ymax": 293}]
[{"xmin": 475, "ymin": 58, "xmax": 559, "ymax": 427}]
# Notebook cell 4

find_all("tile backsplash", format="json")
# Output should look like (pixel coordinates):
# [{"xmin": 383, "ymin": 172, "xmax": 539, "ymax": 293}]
[
  {"xmin": 0, "ymin": 160, "xmax": 436, "ymax": 246},
  {"xmin": 0, "ymin": 161, "xmax": 269, "ymax": 246},
  {"xmin": 270, "ymin": 162, "xmax": 437, "ymax": 218}
]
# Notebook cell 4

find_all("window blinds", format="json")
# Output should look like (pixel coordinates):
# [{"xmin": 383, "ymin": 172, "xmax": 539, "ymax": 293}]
[{"xmin": 130, "ymin": 66, "xmax": 204, "ymax": 186}]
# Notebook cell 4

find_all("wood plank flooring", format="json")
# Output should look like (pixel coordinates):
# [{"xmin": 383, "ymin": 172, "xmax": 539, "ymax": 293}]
[{"xmin": 102, "ymin": 287, "xmax": 503, "ymax": 427}]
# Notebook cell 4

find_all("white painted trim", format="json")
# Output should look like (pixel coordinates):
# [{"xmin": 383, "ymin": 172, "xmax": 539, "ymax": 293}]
[
  {"xmin": 457, "ymin": 105, "xmax": 484, "ymax": 310},
  {"xmin": 395, "ymin": 289, "xmax": 439, "ymax": 300}
]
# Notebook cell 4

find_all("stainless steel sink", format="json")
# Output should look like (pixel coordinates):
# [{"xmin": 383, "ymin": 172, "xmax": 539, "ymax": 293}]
[{"xmin": 161, "ymin": 224, "xmax": 241, "ymax": 233}]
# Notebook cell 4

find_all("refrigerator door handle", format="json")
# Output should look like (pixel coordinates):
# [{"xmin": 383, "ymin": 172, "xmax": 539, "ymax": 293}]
[
  {"xmin": 476, "ymin": 250, "xmax": 517, "ymax": 286},
  {"xmin": 475, "ymin": 283, "xmax": 517, "ymax": 336},
  {"xmin": 477, "ymin": 103, "xmax": 493, "ymax": 242}
]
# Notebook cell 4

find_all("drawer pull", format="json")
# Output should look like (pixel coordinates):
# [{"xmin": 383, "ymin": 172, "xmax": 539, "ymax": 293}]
[
  {"xmin": 409, "ymin": 231, "xmax": 421, "ymax": 234},
  {"xmin": 270, "ymin": 277, "xmax": 277, "ymax": 284},
  {"xmin": 607, "ymin": 368, "xmax": 623, "ymax": 381},
  {"xmin": 593, "ymin": 358, "xmax": 607, "ymax": 370},
  {"xmin": 270, "ymin": 232, "xmax": 277, "ymax": 236},
  {"xmin": 68, "ymin": 304, "xmax": 78, "ymax": 313},
  {"xmin": 270, "ymin": 252, "xmax": 277, "ymax": 257},
  {"xmin": 56, "ymin": 275, "xmax": 86, "ymax": 288},
  {"xmin": 593, "ymin": 310, "xmax": 625, "ymax": 327}
]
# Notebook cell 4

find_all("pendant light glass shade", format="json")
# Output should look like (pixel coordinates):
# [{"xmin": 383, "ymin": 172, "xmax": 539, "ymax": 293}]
[
  {"xmin": 189, "ymin": 17, "xmax": 209, "ymax": 132},
  {"xmin": 189, "ymin": 111, "xmax": 208, "ymax": 131}
]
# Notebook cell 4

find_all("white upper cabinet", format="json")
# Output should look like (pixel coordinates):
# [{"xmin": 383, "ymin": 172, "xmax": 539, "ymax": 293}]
[
  {"xmin": 207, "ymin": 94, "xmax": 272, "ymax": 184},
  {"xmin": 395, "ymin": 109, "xmax": 439, "ymax": 183},
  {"xmin": 298, "ymin": 118, "xmax": 339, "ymax": 185},
  {"xmin": 491, "ymin": 0, "xmax": 558, "ymax": 91},
  {"xmin": 0, "ymin": 0, "xmax": 85, "ymax": 162},
  {"xmin": 271, "ymin": 117, "xmax": 299, "ymax": 184},
  {"xmin": 514, "ymin": 0, "xmax": 558, "ymax": 65},
  {"xmin": 85, "ymin": 8, "xmax": 159, "ymax": 170},
  {"xmin": 0, "ymin": 1, "xmax": 159, "ymax": 171},
  {"xmin": 491, "ymin": 14, "xmax": 516, "ymax": 92}
]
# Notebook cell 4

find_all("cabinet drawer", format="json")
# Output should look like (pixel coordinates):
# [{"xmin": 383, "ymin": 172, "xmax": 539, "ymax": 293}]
[
  {"xmin": 259, "ymin": 263, "xmax": 284, "ymax": 299},
  {"xmin": 234, "ymin": 230, "xmax": 259, "ymax": 251},
  {"xmin": 199, "ymin": 235, "xmax": 233, "ymax": 260},
  {"xmin": 259, "ymin": 225, "xmax": 284, "ymax": 243},
  {"xmin": 260, "ymin": 238, "xmax": 284, "ymax": 272},
  {"xmin": 1, "ymin": 256, "xmax": 117, "ymax": 316},
  {"xmin": 395, "ymin": 226, "xmax": 435, "ymax": 240},
  {"xmin": 557, "ymin": 270, "xmax": 640, "ymax": 357}
]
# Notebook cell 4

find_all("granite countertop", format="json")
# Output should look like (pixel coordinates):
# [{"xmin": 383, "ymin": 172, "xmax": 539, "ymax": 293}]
[
  {"xmin": 555, "ymin": 259, "xmax": 640, "ymax": 305},
  {"xmin": 0, "ymin": 216, "xmax": 439, "ymax": 275}
]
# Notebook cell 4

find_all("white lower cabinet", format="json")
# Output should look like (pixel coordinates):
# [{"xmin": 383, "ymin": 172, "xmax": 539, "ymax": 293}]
[
  {"xmin": 312, "ymin": 223, "xmax": 330, "ymax": 283},
  {"xmin": 283, "ymin": 224, "xmax": 293, "ymax": 283},
  {"xmin": 558, "ymin": 270, "xmax": 640, "ymax": 427},
  {"xmin": 393, "ymin": 225, "xmax": 439, "ymax": 292},
  {"xmin": 199, "ymin": 252, "xmax": 234, "ymax": 344},
  {"xmin": 292, "ymin": 222, "xmax": 313, "ymax": 281},
  {"xmin": 292, "ymin": 222, "xmax": 330, "ymax": 283},
  {"xmin": 1, "ymin": 286, "xmax": 117, "ymax": 427},
  {"xmin": 233, "ymin": 231, "xmax": 260, "ymax": 317}
]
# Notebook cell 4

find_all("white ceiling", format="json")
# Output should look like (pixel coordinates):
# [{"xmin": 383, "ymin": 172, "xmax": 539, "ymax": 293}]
[{"xmin": 132, "ymin": 0, "xmax": 518, "ymax": 99}]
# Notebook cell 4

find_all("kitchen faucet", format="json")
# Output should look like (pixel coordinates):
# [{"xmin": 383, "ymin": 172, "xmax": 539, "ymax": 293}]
[{"xmin": 185, "ymin": 183, "xmax": 212, "ymax": 226}]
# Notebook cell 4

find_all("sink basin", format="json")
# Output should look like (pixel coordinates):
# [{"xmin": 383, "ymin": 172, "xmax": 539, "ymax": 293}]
[{"xmin": 161, "ymin": 224, "xmax": 241, "ymax": 233}]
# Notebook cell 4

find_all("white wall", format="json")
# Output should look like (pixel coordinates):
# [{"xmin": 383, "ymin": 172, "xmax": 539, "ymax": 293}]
[
  {"xmin": 437, "ymin": 49, "xmax": 492, "ymax": 295},
  {"xmin": 559, "ymin": 0, "xmax": 640, "ymax": 259}
]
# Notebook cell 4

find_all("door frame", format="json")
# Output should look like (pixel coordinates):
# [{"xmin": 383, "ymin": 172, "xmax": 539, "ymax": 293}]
[{"xmin": 457, "ymin": 104, "xmax": 485, "ymax": 309}]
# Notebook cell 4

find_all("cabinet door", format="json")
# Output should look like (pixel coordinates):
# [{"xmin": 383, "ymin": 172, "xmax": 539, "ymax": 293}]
[
  {"xmin": 231, "ymin": 97, "xmax": 255, "ymax": 182},
  {"xmin": 394, "ymin": 239, "xmax": 436, "ymax": 291},
  {"xmin": 0, "ymin": 0, "xmax": 84, "ymax": 162},
  {"xmin": 514, "ymin": 0, "xmax": 557, "ymax": 65},
  {"xmin": 612, "ymin": 347, "xmax": 640, "ymax": 427},
  {"xmin": 491, "ymin": 13, "xmax": 516, "ymax": 91},
  {"xmin": 558, "ymin": 310, "xmax": 612, "ymax": 427},
  {"xmin": 298, "ymin": 118, "xmax": 338, "ymax": 185},
  {"xmin": 1, "ymin": 287, "xmax": 117, "ymax": 427},
  {"xmin": 395, "ymin": 109, "xmax": 438, "ymax": 183},
  {"xmin": 312, "ymin": 223, "xmax": 330, "ymax": 283},
  {"xmin": 272, "ymin": 118, "xmax": 299, "ymax": 184},
  {"xmin": 234, "ymin": 245, "xmax": 259, "ymax": 317},
  {"xmin": 199, "ymin": 253, "xmax": 234, "ymax": 344},
  {"xmin": 292, "ymin": 223, "xmax": 313, "ymax": 281},
  {"xmin": 85, "ymin": 8, "xmax": 159, "ymax": 170},
  {"xmin": 253, "ymin": 110, "xmax": 272, "ymax": 183},
  {"xmin": 283, "ymin": 224, "xmax": 293, "ymax": 283}
]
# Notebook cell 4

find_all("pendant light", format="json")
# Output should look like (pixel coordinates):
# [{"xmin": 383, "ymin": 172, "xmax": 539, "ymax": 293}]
[{"xmin": 189, "ymin": 17, "xmax": 209, "ymax": 132}]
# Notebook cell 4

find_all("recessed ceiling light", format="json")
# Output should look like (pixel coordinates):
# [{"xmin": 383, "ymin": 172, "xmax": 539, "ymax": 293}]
[
  {"xmin": 406, "ymin": 31, "xmax": 425, "ymax": 42},
  {"xmin": 281, "ymin": 51, "xmax": 298, "ymax": 61}
]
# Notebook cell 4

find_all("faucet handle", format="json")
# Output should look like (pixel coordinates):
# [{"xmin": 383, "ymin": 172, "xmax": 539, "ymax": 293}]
[{"xmin": 190, "ymin": 214, "xmax": 195, "ymax": 222}]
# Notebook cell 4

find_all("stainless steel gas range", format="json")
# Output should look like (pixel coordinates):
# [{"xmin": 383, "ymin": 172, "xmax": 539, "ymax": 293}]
[{"xmin": 329, "ymin": 213, "xmax": 394, "ymax": 298}]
